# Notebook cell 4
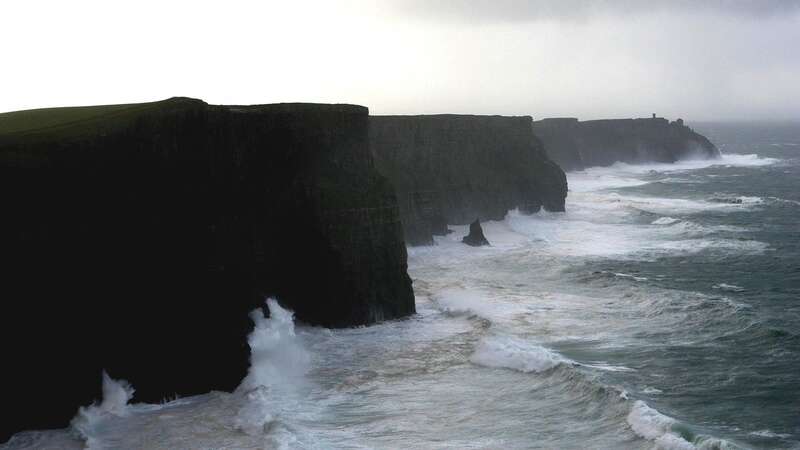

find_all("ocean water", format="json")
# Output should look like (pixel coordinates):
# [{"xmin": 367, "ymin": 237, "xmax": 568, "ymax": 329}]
[{"xmin": 3, "ymin": 122, "xmax": 799, "ymax": 449}]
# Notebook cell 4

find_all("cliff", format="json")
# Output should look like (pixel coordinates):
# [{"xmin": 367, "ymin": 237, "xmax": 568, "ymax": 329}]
[
  {"xmin": 0, "ymin": 98, "xmax": 414, "ymax": 440},
  {"xmin": 532, "ymin": 117, "xmax": 720, "ymax": 171},
  {"xmin": 370, "ymin": 115, "xmax": 567, "ymax": 245}
]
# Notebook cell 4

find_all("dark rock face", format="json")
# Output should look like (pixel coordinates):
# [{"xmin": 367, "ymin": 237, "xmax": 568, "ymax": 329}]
[
  {"xmin": 369, "ymin": 115, "xmax": 568, "ymax": 246},
  {"xmin": 532, "ymin": 117, "xmax": 720, "ymax": 171},
  {"xmin": 462, "ymin": 219, "xmax": 490, "ymax": 246},
  {"xmin": 0, "ymin": 98, "xmax": 414, "ymax": 441}
]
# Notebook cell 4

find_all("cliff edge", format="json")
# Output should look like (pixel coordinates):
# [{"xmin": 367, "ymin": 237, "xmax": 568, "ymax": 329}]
[
  {"xmin": 370, "ymin": 115, "xmax": 567, "ymax": 245},
  {"xmin": 532, "ymin": 116, "xmax": 720, "ymax": 171},
  {"xmin": 0, "ymin": 97, "xmax": 414, "ymax": 440}
]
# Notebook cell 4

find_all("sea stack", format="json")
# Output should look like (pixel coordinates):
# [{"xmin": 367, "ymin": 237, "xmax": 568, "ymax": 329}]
[{"xmin": 462, "ymin": 219, "xmax": 490, "ymax": 246}]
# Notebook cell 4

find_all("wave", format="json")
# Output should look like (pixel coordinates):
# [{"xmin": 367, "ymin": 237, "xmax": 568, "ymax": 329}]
[
  {"xmin": 749, "ymin": 429, "xmax": 792, "ymax": 439},
  {"xmin": 652, "ymin": 217, "xmax": 681, "ymax": 225},
  {"xmin": 568, "ymin": 153, "xmax": 778, "ymax": 183},
  {"xmin": 708, "ymin": 193, "xmax": 764, "ymax": 205},
  {"xmin": 712, "ymin": 283, "xmax": 745, "ymax": 293},
  {"xmin": 470, "ymin": 334, "xmax": 565, "ymax": 373},
  {"xmin": 70, "ymin": 372, "xmax": 136, "ymax": 448},
  {"xmin": 234, "ymin": 298, "xmax": 311, "ymax": 438},
  {"xmin": 468, "ymin": 330, "xmax": 741, "ymax": 450},
  {"xmin": 767, "ymin": 196, "xmax": 800, "ymax": 207},
  {"xmin": 505, "ymin": 209, "xmax": 767, "ymax": 260},
  {"xmin": 628, "ymin": 401, "xmax": 744, "ymax": 450}
]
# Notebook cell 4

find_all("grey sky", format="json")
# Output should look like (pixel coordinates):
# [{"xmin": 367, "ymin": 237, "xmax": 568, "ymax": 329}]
[
  {"xmin": 1, "ymin": 0, "xmax": 798, "ymax": 121},
  {"xmin": 395, "ymin": 0, "xmax": 800, "ymax": 23}
]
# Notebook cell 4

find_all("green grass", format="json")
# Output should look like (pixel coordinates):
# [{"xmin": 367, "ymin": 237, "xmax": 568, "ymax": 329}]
[{"xmin": 0, "ymin": 97, "xmax": 200, "ymax": 142}]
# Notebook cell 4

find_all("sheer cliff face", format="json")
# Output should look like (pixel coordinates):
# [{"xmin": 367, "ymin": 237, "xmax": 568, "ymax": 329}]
[
  {"xmin": 0, "ymin": 98, "xmax": 414, "ymax": 440},
  {"xmin": 370, "ymin": 115, "xmax": 568, "ymax": 246},
  {"xmin": 533, "ymin": 117, "xmax": 720, "ymax": 171}
]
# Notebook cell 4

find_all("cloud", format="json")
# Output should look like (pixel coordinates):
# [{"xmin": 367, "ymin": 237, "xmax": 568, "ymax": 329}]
[{"xmin": 392, "ymin": 0, "xmax": 800, "ymax": 24}]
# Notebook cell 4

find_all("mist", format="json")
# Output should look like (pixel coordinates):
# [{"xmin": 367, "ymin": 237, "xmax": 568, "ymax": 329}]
[{"xmin": 1, "ymin": 0, "xmax": 798, "ymax": 121}]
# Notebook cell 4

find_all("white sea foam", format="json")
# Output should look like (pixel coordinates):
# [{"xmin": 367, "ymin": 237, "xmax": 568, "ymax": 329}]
[
  {"xmin": 736, "ymin": 196, "xmax": 764, "ymax": 204},
  {"xmin": 627, "ymin": 400, "xmax": 677, "ymax": 440},
  {"xmin": 432, "ymin": 288, "xmax": 526, "ymax": 324},
  {"xmin": 434, "ymin": 288, "xmax": 492, "ymax": 318},
  {"xmin": 712, "ymin": 283, "xmax": 746, "ymax": 292},
  {"xmin": 239, "ymin": 298, "xmax": 310, "ymax": 391},
  {"xmin": 717, "ymin": 153, "xmax": 778, "ymax": 167},
  {"xmin": 653, "ymin": 217, "xmax": 681, "ymax": 225},
  {"xmin": 568, "ymin": 153, "xmax": 777, "ymax": 185},
  {"xmin": 235, "ymin": 298, "xmax": 310, "ymax": 436},
  {"xmin": 70, "ymin": 372, "xmax": 135, "ymax": 448},
  {"xmin": 653, "ymin": 238, "xmax": 768, "ymax": 255},
  {"xmin": 750, "ymin": 429, "xmax": 791, "ymax": 439},
  {"xmin": 768, "ymin": 196, "xmax": 800, "ymax": 206},
  {"xmin": 627, "ymin": 400, "xmax": 696, "ymax": 450},
  {"xmin": 505, "ymin": 208, "xmax": 766, "ymax": 260},
  {"xmin": 470, "ymin": 335, "xmax": 565, "ymax": 373},
  {"xmin": 581, "ymin": 362, "xmax": 637, "ymax": 372},
  {"xmin": 496, "ymin": 151, "xmax": 773, "ymax": 263},
  {"xmin": 612, "ymin": 272, "xmax": 649, "ymax": 282}
]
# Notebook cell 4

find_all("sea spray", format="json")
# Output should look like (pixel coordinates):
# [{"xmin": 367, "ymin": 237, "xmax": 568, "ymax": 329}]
[
  {"xmin": 234, "ymin": 298, "xmax": 311, "ymax": 436},
  {"xmin": 70, "ymin": 371, "xmax": 135, "ymax": 447}
]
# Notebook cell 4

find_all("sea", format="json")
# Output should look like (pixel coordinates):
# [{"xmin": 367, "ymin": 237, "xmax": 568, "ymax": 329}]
[{"xmin": 3, "ymin": 122, "xmax": 799, "ymax": 450}]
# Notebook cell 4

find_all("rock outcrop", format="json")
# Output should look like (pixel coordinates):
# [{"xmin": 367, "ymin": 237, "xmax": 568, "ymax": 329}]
[
  {"xmin": 532, "ymin": 117, "xmax": 720, "ymax": 171},
  {"xmin": 462, "ymin": 219, "xmax": 490, "ymax": 246},
  {"xmin": 369, "ymin": 115, "xmax": 568, "ymax": 245},
  {"xmin": 0, "ymin": 97, "xmax": 414, "ymax": 441}
]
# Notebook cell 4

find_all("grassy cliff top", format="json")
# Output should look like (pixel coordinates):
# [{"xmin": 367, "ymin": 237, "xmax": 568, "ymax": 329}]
[
  {"xmin": 0, "ymin": 97, "xmax": 205, "ymax": 141},
  {"xmin": 0, "ymin": 98, "xmax": 369, "ymax": 143}
]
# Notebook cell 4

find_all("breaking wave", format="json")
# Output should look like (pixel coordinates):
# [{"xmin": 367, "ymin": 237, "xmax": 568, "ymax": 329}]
[
  {"xmin": 70, "ymin": 372, "xmax": 136, "ymax": 449},
  {"xmin": 470, "ymin": 335, "xmax": 565, "ymax": 373}
]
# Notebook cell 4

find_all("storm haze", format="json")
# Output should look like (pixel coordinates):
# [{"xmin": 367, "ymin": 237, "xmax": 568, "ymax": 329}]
[{"xmin": 1, "ymin": 0, "xmax": 798, "ymax": 120}]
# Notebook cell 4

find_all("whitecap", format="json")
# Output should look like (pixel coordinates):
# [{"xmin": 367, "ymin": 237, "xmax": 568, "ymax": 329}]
[
  {"xmin": 470, "ymin": 335, "xmax": 565, "ymax": 373},
  {"xmin": 433, "ymin": 287, "xmax": 525, "ymax": 323},
  {"xmin": 581, "ymin": 362, "xmax": 637, "ymax": 372},
  {"xmin": 650, "ymin": 238, "xmax": 768, "ymax": 255},
  {"xmin": 613, "ymin": 272, "xmax": 649, "ymax": 282},
  {"xmin": 749, "ymin": 429, "xmax": 791, "ymax": 439},
  {"xmin": 652, "ymin": 217, "xmax": 681, "ymax": 225},
  {"xmin": 627, "ymin": 400, "xmax": 696, "ymax": 449},
  {"xmin": 712, "ymin": 283, "xmax": 745, "ymax": 293}
]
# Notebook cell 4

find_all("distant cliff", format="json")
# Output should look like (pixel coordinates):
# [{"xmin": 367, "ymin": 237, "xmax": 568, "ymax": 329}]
[
  {"xmin": 0, "ymin": 98, "xmax": 414, "ymax": 440},
  {"xmin": 370, "ymin": 115, "xmax": 567, "ymax": 245},
  {"xmin": 532, "ymin": 117, "xmax": 720, "ymax": 171}
]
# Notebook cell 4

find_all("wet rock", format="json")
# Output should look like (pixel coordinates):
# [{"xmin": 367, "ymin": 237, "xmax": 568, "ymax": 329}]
[{"xmin": 462, "ymin": 219, "xmax": 490, "ymax": 246}]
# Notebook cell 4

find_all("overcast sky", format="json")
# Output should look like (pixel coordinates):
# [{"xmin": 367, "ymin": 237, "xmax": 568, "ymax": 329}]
[{"xmin": 1, "ymin": 0, "xmax": 798, "ymax": 121}]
